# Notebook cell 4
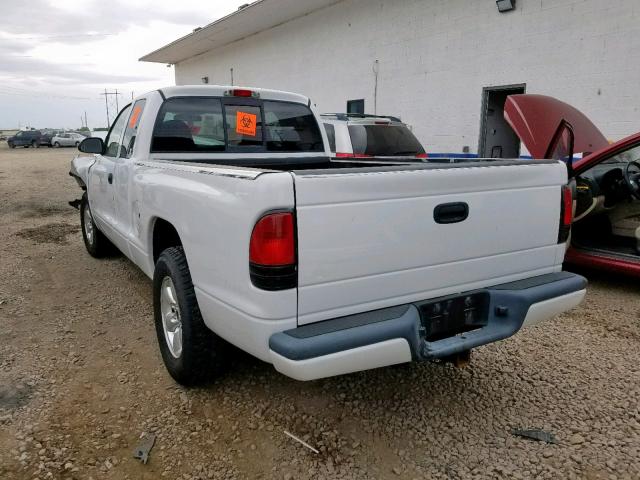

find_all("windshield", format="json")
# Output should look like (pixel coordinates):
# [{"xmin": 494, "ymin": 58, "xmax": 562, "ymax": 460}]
[
  {"xmin": 151, "ymin": 97, "xmax": 323, "ymax": 153},
  {"xmin": 602, "ymin": 143, "xmax": 640, "ymax": 165},
  {"xmin": 348, "ymin": 124, "xmax": 425, "ymax": 156}
]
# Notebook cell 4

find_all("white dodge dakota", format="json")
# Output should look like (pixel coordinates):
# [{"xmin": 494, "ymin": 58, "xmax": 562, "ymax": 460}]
[{"xmin": 70, "ymin": 85, "xmax": 586, "ymax": 385}]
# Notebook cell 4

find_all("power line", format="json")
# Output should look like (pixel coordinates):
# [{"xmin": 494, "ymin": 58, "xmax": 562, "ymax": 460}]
[{"xmin": 100, "ymin": 89, "xmax": 121, "ymax": 128}]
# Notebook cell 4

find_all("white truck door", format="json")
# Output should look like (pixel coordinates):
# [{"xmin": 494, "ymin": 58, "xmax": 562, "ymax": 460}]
[
  {"xmin": 113, "ymin": 99, "xmax": 147, "ymax": 252},
  {"xmin": 88, "ymin": 104, "xmax": 131, "ymax": 241}
]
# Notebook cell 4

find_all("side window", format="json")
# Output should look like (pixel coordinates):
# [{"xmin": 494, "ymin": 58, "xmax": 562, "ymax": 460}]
[
  {"xmin": 121, "ymin": 99, "xmax": 146, "ymax": 158},
  {"xmin": 323, "ymin": 123, "xmax": 336, "ymax": 152},
  {"xmin": 105, "ymin": 105, "xmax": 132, "ymax": 158}
]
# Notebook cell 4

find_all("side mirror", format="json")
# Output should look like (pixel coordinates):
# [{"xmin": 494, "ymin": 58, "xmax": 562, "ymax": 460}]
[{"xmin": 78, "ymin": 137, "xmax": 104, "ymax": 154}]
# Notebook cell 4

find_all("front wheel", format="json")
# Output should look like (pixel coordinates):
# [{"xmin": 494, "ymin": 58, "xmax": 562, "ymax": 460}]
[
  {"xmin": 31, "ymin": 140, "xmax": 39, "ymax": 148},
  {"xmin": 153, "ymin": 247, "xmax": 223, "ymax": 386},
  {"xmin": 8, "ymin": 143, "xmax": 14, "ymax": 149},
  {"xmin": 80, "ymin": 193, "xmax": 113, "ymax": 257},
  {"xmin": 54, "ymin": 142, "xmax": 60, "ymax": 148}
]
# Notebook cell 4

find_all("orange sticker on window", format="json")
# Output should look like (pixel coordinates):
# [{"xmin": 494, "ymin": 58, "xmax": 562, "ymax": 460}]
[
  {"xmin": 129, "ymin": 105, "xmax": 142, "ymax": 129},
  {"xmin": 236, "ymin": 111, "xmax": 257, "ymax": 136}
]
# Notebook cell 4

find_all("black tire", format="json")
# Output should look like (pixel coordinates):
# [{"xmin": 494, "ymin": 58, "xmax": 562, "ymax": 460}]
[
  {"xmin": 153, "ymin": 247, "xmax": 222, "ymax": 386},
  {"xmin": 31, "ymin": 140, "xmax": 39, "ymax": 148},
  {"xmin": 75, "ymin": 142, "xmax": 80, "ymax": 147},
  {"xmin": 54, "ymin": 142, "xmax": 60, "ymax": 148},
  {"xmin": 80, "ymin": 193, "xmax": 114, "ymax": 258},
  {"xmin": 8, "ymin": 142, "xmax": 14, "ymax": 149}
]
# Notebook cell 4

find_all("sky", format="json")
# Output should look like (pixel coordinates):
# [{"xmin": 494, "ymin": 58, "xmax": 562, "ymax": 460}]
[{"xmin": 0, "ymin": 0, "xmax": 240, "ymax": 129}]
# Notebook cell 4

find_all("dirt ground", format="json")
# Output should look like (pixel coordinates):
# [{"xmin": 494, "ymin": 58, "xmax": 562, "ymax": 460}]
[{"xmin": 0, "ymin": 143, "xmax": 639, "ymax": 480}]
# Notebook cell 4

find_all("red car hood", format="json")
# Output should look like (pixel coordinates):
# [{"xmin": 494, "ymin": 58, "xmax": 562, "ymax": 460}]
[{"xmin": 504, "ymin": 94, "xmax": 609, "ymax": 160}]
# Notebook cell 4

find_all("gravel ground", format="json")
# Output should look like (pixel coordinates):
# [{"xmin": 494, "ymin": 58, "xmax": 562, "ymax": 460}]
[{"xmin": 0, "ymin": 143, "xmax": 639, "ymax": 480}]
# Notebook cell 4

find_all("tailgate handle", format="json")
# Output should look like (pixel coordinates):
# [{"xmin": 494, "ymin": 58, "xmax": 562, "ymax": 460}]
[{"xmin": 434, "ymin": 202, "xmax": 469, "ymax": 224}]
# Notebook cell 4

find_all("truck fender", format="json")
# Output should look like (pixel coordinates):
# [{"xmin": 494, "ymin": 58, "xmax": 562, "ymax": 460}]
[
  {"xmin": 69, "ymin": 155, "xmax": 96, "ymax": 190},
  {"xmin": 68, "ymin": 155, "xmax": 96, "ymax": 209}
]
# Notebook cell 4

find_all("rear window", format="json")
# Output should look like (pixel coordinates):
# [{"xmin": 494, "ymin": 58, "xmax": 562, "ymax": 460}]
[
  {"xmin": 152, "ymin": 98, "xmax": 225, "ymax": 153},
  {"xmin": 151, "ymin": 97, "xmax": 323, "ymax": 153},
  {"xmin": 348, "ymin": 124, "xmax": 425, "ymax": 157},
  {"xmin": 263, "ymin": 101, "xmax": 323, "ymax": 152}
]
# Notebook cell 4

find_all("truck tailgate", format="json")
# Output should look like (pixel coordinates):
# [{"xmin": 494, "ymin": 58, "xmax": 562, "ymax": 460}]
[{"xmin": 293, "ymin": 161, "xmax": 568, "ymax": 325}]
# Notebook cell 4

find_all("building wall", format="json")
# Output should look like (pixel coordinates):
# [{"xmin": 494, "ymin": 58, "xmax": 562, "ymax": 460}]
[{"xmin": 175, "ymin": 0, "xmax": 640, "ymax": 155}]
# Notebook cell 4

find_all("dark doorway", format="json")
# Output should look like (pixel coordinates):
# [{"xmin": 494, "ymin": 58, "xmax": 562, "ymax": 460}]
[
  {"xmin": 479, "ymin": 84, "xmax": 525, "ymax": 158},
  {"xmin": 347, "ymin": 99, "xmax": 365, "ymax": 114}
]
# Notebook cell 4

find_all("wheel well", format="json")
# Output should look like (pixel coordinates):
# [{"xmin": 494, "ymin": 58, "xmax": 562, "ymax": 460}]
[{"xmin": 152, "ymin": 218, "xmax": 182, "ymax": 264}]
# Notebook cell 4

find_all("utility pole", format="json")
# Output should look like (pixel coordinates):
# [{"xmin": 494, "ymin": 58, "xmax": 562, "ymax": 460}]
[
  {"xmin": 84, "ymin": 111, "xmax": 88, "ymax": 130},
  {"xmin": 100, "ymin": 89, "xmax": 121, "ymax": 128}
]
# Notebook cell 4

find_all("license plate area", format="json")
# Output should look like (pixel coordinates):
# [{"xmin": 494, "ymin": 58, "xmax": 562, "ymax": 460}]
[{"xmin": 415, "ymin": 291, "xmax": 489, "ymax": 342}]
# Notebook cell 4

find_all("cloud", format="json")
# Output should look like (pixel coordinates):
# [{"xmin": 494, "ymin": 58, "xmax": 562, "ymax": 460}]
[
  {"xmin": 0, "ymin": 0, "xmax": 239, "ymax": 128},
  {"xmin": 0, "ymin": 53, "xmax": 154, "ymax": 85},
  {"xmin": 0, "ymin": 0, "xmax": 203, "ymax": 40}
]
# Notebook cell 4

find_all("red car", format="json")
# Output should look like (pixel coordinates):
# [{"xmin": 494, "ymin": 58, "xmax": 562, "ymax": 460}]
[{"xmin": 504, "ymin": 94, "xmax": 640, "ymax": 277}]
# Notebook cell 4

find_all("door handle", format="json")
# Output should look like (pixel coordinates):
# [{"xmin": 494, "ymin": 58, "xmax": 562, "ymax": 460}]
[
  {"xmin": 434, "ymin": 202, "xmax": 469, "ymax": 224},
  {"xmin": 108, "ymin": 173, "xmax": 113, "ymax": 184}
]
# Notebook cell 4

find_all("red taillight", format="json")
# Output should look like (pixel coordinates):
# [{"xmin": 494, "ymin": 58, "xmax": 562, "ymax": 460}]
[
  {"xmin": 232, "ymin": 89, "xmax": 254, "ymax": 97},
  {"xmin": 558, "ymin": 185, "xmax": 573, "ymax": 243},
  {"xmin": 415, "ymin": 153, "xmax": 428, "ymax": 159},
  {"xmin": 250, "ymin": 212, "xmax": 295, "ymax": 266},
  {"xmin": 562, "ymin": 185, "xmax": 573, "ymax": 226}
]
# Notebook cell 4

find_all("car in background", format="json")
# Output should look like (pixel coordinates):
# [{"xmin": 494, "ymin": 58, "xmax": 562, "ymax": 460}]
[
  {"xmin": 6, "ymin": 130, "xmax": 49, "ymax": 148},
  {"xmin": 39, "ymin": 129, "xmax": 60, "ymax": 147},
  {"xmin": 52, "ymin": 132, "xmax": 86, "ymax": 147},
  {"xmin": 321, "ymin": 113, "xmax": 427, "ymax": 160},
  {"xmin": 505, "ymin": 94, "xmax": 640, "ymax": 277}
]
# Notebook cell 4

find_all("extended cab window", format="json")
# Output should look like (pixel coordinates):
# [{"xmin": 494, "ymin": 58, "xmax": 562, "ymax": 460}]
[
  {"xmin": 152, "ymin": 98, "xmax": 225, "ymax": 152},
  {"xmin": 105, "ymin": 105, "xmax": 132, "ymax": 158},
  {"xmin": 122, "ymin": 99, "xmax": 146, "ymax": 158}
]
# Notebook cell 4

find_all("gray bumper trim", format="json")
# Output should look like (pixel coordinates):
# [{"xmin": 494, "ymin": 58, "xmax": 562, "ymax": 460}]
[{"xmin": 269, "ymin": 272, "xmax": 587, "ymax": 361}]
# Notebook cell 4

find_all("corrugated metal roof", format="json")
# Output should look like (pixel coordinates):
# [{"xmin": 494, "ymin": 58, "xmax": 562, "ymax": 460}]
[{"xmin": 140, "ymin": 0, "xmax": 341, "ymax": 64}]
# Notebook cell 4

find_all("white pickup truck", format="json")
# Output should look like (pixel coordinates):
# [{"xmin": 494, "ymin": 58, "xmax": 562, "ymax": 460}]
[{"xmin": 70, "ymin": 85, "xmax": 586, "ymax": 385}]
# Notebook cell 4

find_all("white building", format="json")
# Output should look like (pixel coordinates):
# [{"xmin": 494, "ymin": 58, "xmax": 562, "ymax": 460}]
[{"xmin": 142, "ymin": 0, "xmax": 640, "ymax": 158}]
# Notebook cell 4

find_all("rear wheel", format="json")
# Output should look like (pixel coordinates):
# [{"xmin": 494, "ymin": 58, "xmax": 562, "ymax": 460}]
[
  {"xmin": 75, "ymin": 141, "xmax": 80, "ymax": 147},
  {"xmin": 8, "ymin": 142, "xmax": 14, "ymax": 149},
  {"xmin": 80, "ymin": 193, "xmax": 113, "ymax": 257},
  {"xmin": 153, "ymin": 247, "xmax": 223, "ymax": 386}
]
